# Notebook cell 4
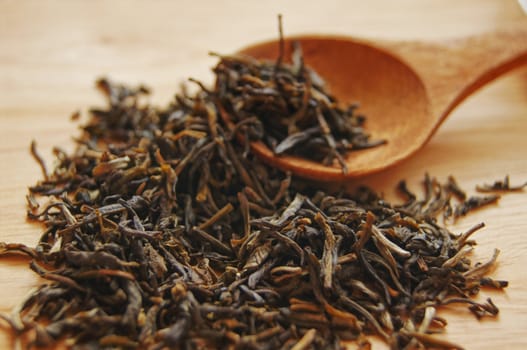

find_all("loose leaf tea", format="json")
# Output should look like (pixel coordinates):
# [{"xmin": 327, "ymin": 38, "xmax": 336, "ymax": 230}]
[
  {"xmin": 476, "ymin": 175, "xmax": 527, "ymax": 193},
  {"xmin": 214, "ymin": 46, "xmax": 385, "ymax": 175},
  {"xmin": 0, "ymin": 50, "xmax": 513, "ymax": 349}
]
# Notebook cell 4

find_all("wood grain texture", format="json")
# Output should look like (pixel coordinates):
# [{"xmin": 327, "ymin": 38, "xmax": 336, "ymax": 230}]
[{"xmin": 0, "ymin": 1, "xmax": 526, "ymax": 349}]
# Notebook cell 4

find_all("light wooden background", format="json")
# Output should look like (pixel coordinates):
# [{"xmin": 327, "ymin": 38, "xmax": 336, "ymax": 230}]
[{"xmin": 1, "ymin": 1, "xmax": 526, "ymax": 349}]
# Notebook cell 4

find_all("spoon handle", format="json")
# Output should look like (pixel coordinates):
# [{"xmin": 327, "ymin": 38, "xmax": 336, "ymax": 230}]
[{"xmin": 382, "ymin": 22, "xmax": 527, "ymax": 125}]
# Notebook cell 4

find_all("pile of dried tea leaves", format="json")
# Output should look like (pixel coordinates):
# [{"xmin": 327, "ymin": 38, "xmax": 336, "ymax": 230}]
[
  {"xmin": 214, "ymin": 45, "xmax": 385, "ymax": 175},
  {"xmin": 0, "ymin": 49, "xmax": 520, "ymax": 350}
]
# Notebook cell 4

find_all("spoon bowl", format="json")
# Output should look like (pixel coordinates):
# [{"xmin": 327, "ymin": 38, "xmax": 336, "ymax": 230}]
[{"xmin": 226, "ymin": 25, "xmax": 527, "ymax": 181}]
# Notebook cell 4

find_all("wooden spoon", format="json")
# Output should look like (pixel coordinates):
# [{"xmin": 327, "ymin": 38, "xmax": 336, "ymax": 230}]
[{"xmin": 223, "ymin": 23, "xmax": 527, "ymax": 181}]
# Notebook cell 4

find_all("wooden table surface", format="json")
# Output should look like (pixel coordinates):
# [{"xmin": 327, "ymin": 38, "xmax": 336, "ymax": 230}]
[{"xmin": 1, "ymin": 1, "xmax": 526, "ymax": 349}]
